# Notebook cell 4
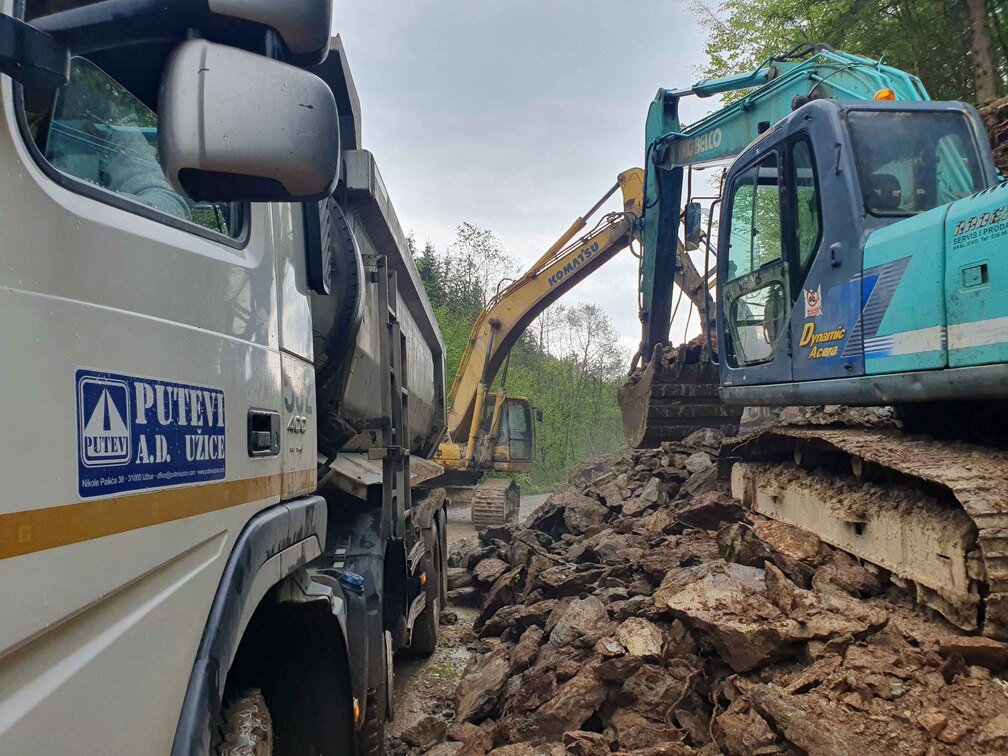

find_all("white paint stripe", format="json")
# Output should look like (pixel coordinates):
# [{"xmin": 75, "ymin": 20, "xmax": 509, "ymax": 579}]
[
  {"xmin": 865, "ymin": 326, "xmax": 945, "ymax": 357},
  {"xmin": 949, "ymin": 316, "xmax": 1008, "ymax": 350}
]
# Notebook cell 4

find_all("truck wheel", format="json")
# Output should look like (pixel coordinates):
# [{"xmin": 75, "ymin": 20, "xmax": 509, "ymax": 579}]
[
  {"xmin": 409, "ymin": 522, "xmax": 442, "ymax": 656},
  {"xmin": 215, "ymin": 688, "xmax": 273, "ymax": 756},
  {"xmin": 439, "ymin": 514, "xmax": 448, "ymax": 611},
  {"xmin": 355, "ymin": 687, "xmax": 385, "ymax": 756}
]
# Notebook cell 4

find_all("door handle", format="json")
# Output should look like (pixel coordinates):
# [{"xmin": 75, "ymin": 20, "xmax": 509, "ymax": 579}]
[{"xmin": 248, "ymin": 409, "xmax": 281, "ymax": 457}]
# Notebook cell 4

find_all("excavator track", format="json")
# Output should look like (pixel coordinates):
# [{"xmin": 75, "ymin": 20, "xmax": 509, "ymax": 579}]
[
  {"xmin": 471, "ymin": 478, "xmax": 520, "ymax": 529},
  {"xmin": 725, "ymin": 426, "xmax": 1008, "ymax": 639},
  {"xmin": 618, "ymin": 343, "xmax": 743, "ymax": 448}
]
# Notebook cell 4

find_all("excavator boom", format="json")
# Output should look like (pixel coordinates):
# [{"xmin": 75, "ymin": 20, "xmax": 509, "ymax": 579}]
[
  {"xmin": 435, "ymin": 168, "xmax": 643, "ymax": 527},
  {"xmin": 445, "ymin": 168, "xmax": 644, "ymax": 445}
]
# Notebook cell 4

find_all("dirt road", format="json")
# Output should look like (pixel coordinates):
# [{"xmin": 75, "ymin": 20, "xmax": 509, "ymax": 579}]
[
  {"xmin": 445, "ymin": 492, "xmax": 549, "ymax": 544},
  {"xmin": 388, "ymin": 493, "xmax": 549, "ymax": 752}
]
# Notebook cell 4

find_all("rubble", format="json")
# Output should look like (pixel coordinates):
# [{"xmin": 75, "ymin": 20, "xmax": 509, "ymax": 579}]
[{"xmin": 432, "ymin": 432, "xmax": 1008, "ymax": 755}]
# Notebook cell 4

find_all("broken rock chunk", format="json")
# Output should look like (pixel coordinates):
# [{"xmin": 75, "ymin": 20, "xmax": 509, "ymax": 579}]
[
  {"xmin": 448, "ymin": 567, "xmax": 474, "ymax": 590},
  {"xmin": 615, "ymin": 617, "xmax": 665, "ymax": 659},
  {"xmin": 561, "ymin": 492, "xmax": 610, "ymax": 535},
  {"xmin": 526, "ymin": 672, "xmax": 607, "ymax": 742},
  {"xmin": 549, "ymin": 596, "xmax": 612, "ymax": 648},
  {"xmin": 455, "ymin": 651, "xmax": 512, "ymax": 723},
  {"xmin": 425, "ymin": 742, "xmax": 465, "ymax": 756},
  {"xmin": 711, "ymin": 702, "xmax": 781, "ymax": 756},
  {"xmin": 561, "ymin": 731, "xmax": 611, "ymax": 756},
  {"xmin": 401, "ymin": 714, "xmax": 447, "ymax": 751},
  {"xmin": 683, "ymin": 452, "xmax": 713, "ymax": 474},
  {"xmin": 675, "ymin": 491, "xmax": 744, "ymax": 531},
  {"xmin": 446, "ymin": 720, "xmax": 496, "ymax": 756},
  {"xmin": 511, "ymin": 625, "xmax": 545, "ymax": 672},
  {"xmin": 752, "ymin": 519, "xmax": 826, "ymax": 565},
  {"xmin": 937, "ymin": 635, "xmax": 1008, "ymax": 671},
  {"xmin": 654, "ymin": 561, "xmax": 887, "ymax": 672},
  {"xmin": 811, "ymin": 551, "xmax": 882, "ymax": 598},
  {"xmin": 473, "ymin": 557, "xmax": 510, "ymax": 586}
]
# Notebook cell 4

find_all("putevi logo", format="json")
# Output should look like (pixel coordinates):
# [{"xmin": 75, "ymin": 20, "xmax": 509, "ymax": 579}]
[
  {"xmin": 79, "ymin": 377, "xmax": 131, "ymax": 467},
  {"xmin": 75, "ymin": 369, "xmax": 226, "ymax": 498}
]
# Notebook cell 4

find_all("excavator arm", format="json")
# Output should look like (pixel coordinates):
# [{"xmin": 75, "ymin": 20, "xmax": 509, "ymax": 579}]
[
  {"xmin": 620, "ymin": 45, "xmax": 932, "ymax": 447},
  {"xmin": 443, "ymin": 167, "xmax": 644, "ymax": 456}
]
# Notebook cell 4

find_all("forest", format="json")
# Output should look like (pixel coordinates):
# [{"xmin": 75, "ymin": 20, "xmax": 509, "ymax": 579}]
[
  {"xmin": 411, "ymin": 224, "xmax": 628, "ymax": 492},
  {"xmin": 693, "ymin": 0, "xmax": 1007, "ymax": 107}
]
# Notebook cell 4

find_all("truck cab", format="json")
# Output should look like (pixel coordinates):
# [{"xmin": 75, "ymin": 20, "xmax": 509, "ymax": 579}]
[{"xmin": 0, "ymin": 2, "xmax": 447, "ymax": 753}]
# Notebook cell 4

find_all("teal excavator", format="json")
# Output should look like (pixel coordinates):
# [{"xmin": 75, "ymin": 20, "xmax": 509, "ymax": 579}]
[{"xmin": 617, "ymin": 44, "xmax": 1008, "ymax": 638}]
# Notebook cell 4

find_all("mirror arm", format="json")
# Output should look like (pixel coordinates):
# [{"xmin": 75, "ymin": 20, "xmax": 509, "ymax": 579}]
[
  {"xmin": 32, "ymin": 0, "xmax": 206, "ymax": 55},
  {"xmin": 0, "ymin": 13, "xmax": 68, "ymax": 90}
]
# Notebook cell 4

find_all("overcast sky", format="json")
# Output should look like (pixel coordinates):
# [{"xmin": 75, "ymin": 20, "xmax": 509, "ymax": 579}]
[{"xmin": 334, "ymin": 1, "xmax": 722, "ymax": 354}]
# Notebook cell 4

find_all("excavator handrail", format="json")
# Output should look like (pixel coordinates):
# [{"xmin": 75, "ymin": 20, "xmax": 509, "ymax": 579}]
[{"xmin": 445, "ymin": 168, "xmax": 644, "ymax": 445}]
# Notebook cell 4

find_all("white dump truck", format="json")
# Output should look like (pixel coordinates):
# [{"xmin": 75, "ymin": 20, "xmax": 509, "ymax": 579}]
[{"xmin": 0, "ymin": 2, "xmax": 449, "ymax": 753}]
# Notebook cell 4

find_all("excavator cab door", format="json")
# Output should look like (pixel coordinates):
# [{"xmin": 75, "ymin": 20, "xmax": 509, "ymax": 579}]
[
  {"xmin": 717, "ymin": 150, "xmax": 794, "ymax": 386},
  {"xmin": 478, "ymin": 396, "xmax": 534, "ymax": 466},
  {"xmin": 496, "ymin": 398, "xmax": 534, "ymax": 464}
]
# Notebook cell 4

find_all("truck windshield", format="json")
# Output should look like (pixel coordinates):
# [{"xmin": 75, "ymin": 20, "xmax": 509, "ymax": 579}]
[{"xmin": 847, "ymin": 110, "xmax": 986, "ymax": 216}]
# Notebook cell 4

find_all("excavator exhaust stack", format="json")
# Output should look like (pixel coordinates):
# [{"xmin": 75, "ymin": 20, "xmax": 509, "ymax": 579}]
[{"xmin": 618, "ymin": 341, "xmax": 743, "ymax": 448}]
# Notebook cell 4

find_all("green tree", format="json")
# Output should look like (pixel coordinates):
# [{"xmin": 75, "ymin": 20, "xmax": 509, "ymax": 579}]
[
  {"xmin": 693, "ymin": 0, "xmax": 1006, "ymax": 104},
  {"xmin": 414, "ymin": 224, "xmax": 628, "ymax": 491}
]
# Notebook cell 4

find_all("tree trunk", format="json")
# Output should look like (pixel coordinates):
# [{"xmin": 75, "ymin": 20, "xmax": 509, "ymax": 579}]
[{"xmin": 968, "ymin": 0, "xmax": 999, "ymax": 104}]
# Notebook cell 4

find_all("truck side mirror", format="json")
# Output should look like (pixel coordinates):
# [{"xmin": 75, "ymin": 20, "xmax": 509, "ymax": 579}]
[
  {"xmin": 158, "ymin": 40, "xmax": 340, "ymax": 202},
  {"xmin": 209, "ymin": 0, "xmax": 334, "ymax": 64},
  {"xmin": 534, "ymin": 408, "xmax": 544, "ymax": 423}
]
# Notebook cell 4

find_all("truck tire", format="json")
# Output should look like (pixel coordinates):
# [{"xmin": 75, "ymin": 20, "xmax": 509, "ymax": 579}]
[
  {"xmin": 215, "ymin": 688, "xmax": 273, "ymax": 756},
  {"xmin": 355, "ymin": 688, "xmax": 385, "ymax": 756},
  {"xmin": 408, "ymin": 521, "xmax": 442, "ymax": 656}
]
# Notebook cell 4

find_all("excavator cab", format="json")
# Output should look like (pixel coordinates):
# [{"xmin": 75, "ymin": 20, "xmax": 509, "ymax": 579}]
[
  {"xmin": 714, "ymin": 99, "xmax": 998, "ymax": 405},
  {"xmin": 478, "ymin": 395, "xmax": 534, "ymax": 469}
]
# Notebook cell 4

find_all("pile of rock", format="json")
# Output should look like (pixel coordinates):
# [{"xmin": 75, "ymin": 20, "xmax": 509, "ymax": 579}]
[
  {"xmin": 623, "ymin": 336, "xmax": 710, "ymax": 390},
  {"xmin": 428, "ymin": 431, "xmax": 1008, "ymax": 756},
  {"xmin": 980, "ymin": 97, "xmax": 1008, "ymax": 175}
]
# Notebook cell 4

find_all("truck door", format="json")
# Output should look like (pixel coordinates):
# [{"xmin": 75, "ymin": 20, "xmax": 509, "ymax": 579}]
[
  {"xmin": 273, "ymin": 202, "xmax": 320, "ymax": 498},
  {"xmin": 1, "ymin": 46, "xmax": 282, "ymax": 751},
  {"xmin": 718, "ymin": 149, "xmax": 793, "ymax": 386}
]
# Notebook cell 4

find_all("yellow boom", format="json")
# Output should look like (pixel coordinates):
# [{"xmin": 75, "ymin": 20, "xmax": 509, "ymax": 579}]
[{"xmin": 441, "ymin": 168, "xmax": 644, "ymax": 461}]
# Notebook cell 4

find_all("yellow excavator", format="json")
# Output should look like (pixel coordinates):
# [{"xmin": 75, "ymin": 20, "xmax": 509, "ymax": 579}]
[{"xmin": 433, "ymin": 168, "xmax": 645, "ymax": 526}]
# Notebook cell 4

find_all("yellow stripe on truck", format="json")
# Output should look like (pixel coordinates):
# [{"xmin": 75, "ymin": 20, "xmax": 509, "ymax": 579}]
[{"xmin": 0, "ymin": 470, "xmax": 316, "ymax": 560}]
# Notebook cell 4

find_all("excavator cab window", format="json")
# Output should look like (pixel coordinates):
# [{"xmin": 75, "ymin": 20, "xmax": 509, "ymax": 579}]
[
  {"xmin": 501, "ymin": 399, "xmax": 533, "ymax": 463},
  {"xmin": 847, "ymin": 110, "xmax": 986, "ymax": 215},
  {"xmin": 722, "ymin": 152, "xmax": 790, "ymax": 366},
  {"xmin": 791, "ymin": 139, "xmax": 822, "ymax": 277},
  {"xmin": 479, "ymin": 397, "xmax": 534, "ymax": 463}
]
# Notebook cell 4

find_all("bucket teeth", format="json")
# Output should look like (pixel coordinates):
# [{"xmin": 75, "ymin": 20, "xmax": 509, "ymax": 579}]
[{"xmin": 618, "ymin": 348, "xmax": 741, "ymax": 448}]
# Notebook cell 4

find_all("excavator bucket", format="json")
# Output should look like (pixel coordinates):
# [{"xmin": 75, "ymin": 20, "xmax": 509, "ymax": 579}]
[{"xmin": 618, "ymin": 342, "xmax": 742, "ymax": 448}]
